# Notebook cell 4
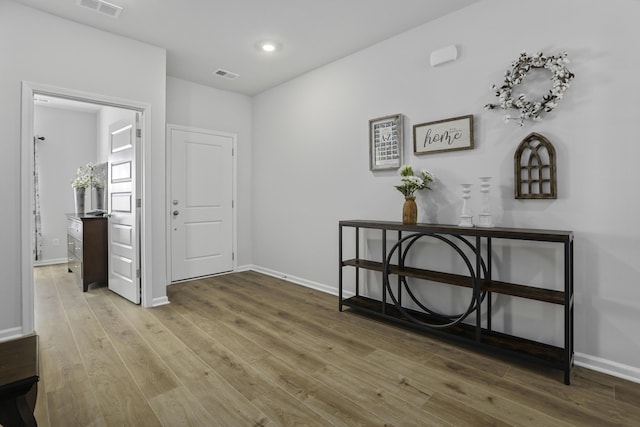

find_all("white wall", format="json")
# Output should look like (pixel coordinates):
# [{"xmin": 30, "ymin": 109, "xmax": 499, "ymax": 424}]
[
  {"xmin": 0, "ymin": 0, "xmax": 167, "ymax": 337},
  {"xmin": 34, "ymin": 106, "xmax": 98, "ymax": 263},
  {"xmin": 4, "ymin": 0, "xmax": 638, "ymax": 380},
  {"xmin": 251, "ymin": 0, "xmax": 640, "ymax": 378},
  {"xmin": 166, "ymin": 76, "xmax": 253, "ymax": 267}
]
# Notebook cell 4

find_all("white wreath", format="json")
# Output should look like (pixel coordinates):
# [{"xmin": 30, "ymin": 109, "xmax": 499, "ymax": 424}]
[{"xmin": 485, "ymin": 51, "xmax": 575, "ymax": 126}]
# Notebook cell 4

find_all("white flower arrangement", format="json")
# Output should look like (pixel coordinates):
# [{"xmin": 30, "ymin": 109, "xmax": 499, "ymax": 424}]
[
  {"xmin": 485, "ymin": 51, "xmax": 575, "ymax": 126},
  {"xmin": 71, "ymin": 162, "xmax": 104, "ymax": 189},
  {"xmin": 86, "ymin": 162, "xmax": 105, "ymax": 189},
  {"xmin": 71, "ymin": 166, "xmax": 91, "ymax": 189},
  {"xmin": 395, "ymin": 165, "xmax": 435, "ymax": 197}
]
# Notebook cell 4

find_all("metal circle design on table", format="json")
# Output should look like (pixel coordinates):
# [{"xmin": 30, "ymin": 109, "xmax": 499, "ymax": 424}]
[{"xmin": 382, "ymin": 232, "xmax": 488, "ymax": 329}]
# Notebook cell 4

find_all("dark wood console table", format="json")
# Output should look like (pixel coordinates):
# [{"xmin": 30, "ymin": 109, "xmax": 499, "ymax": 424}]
[
  {"xmin": 0, "ymin": 334, "xmax": 39, "ymax": 426},
  {"xmin": 339, "ymin": 220, "xmax": 574, "ymax": 384}
]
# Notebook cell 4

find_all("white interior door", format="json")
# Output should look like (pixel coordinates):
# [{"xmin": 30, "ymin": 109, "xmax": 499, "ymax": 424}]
[
  {"xmin": 107, "ymin": 113, "xmax": 141, "ymax": 303},
  {"xmin": 170, "ymin": 127, "xmax": 234, "ymax": 282}
]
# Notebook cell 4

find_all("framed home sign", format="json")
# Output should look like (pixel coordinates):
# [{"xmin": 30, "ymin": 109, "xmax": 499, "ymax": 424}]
[
  {"xmin": 413, "ymin": 114, "xmax": 474, "ymax": 155},
  {"xmin": 370, "ymin": 114, "xmax": 402, "ymax": 171}
]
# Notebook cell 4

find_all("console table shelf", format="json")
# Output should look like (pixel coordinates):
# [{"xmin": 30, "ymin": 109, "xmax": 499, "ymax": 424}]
[
  {"xmin": 341, "ymin": 259, "xmax": 565, "ymax": 304},
  {"xmin": 343, "ymin": 295, "xmax": 566, "ymax": 366},
  {"xmin": 339, "ymin": 220, "xmax": 574, "ymax": 384}
]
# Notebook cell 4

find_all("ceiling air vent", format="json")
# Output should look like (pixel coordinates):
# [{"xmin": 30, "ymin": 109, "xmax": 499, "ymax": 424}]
[
  {"xmin": 77, "ymin": 0, "xmax": 123, "ymax": 18},
  {"xmin": 214, "ymin": 69, "xmax": 240, "ymax": 80}
]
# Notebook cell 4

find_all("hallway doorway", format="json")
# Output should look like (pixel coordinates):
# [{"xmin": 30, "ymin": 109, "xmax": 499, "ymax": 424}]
[{"xmin": 21, "ymin": 82, "xmax": 153, "ymax": 335}]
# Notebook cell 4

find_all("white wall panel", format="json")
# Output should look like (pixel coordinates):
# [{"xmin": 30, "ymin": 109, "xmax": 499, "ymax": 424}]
[
  {"xmin": 0, "ymin": 0, "xmax": 166, "ymax": 335},
  {"xmin": 33, "ymin": 106, "xmax": 97, "ymax": 262},
  {"xmin": 251, "ymin": 0, "xmax": 640, "ymax": 375},
  {"xmin": 166, "ymin": 77, "xmax": 252, "ymax": 267}
]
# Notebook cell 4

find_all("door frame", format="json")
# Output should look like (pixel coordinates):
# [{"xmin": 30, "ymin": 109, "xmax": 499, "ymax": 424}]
[
  {"xmin": 21, "ymin": 81, "xmax": 154, "ymax": 334},
  {"xmin": 166, "ymin": 124, "xmax": 238, "ymax": 283}
]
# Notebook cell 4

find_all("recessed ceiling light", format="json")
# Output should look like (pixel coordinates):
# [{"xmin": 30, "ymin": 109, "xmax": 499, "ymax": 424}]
[{"xmin": 256, "ymin": 41, "xmax": 281, "ymax": 53}]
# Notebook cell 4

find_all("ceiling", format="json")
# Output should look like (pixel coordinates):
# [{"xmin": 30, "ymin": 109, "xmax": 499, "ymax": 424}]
[{"xmin": 12, "ymin": 0, "xmax": 480, "ymax": 96}]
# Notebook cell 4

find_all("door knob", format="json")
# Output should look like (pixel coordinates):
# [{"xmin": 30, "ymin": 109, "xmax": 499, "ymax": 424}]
[{"xmin": 173, "ymin": 210, "xmax": 179, "ymax": 216}]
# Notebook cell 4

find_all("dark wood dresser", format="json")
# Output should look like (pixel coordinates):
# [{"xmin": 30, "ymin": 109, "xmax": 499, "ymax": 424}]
[{"xmin": 66, "ymin": 214, "xmax": 108, "ymax": 292}]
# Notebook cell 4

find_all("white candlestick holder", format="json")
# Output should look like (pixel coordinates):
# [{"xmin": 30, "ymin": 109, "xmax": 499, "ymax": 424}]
[
  {"xmin": 458, "ymin": 184, "xmax": 474, "ymax": 227},
  {"xmin": 477, "ymin": 176, "xmax": 494, "ymax": 228}
]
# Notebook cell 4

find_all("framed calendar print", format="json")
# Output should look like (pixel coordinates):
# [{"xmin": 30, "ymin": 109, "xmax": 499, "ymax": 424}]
[{"xmin": 369, "ymin": 114, "xmax": 402, "ymax": 171}]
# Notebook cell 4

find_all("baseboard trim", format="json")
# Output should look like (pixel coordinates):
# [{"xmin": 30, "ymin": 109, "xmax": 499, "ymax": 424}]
[
  {"xmin": 235, "ymin": 264, "xmax": 253, "ymax": 273},
  {"xmin": 34, "ymin": 258, "xmax": 67, "ymax": 267},
  {"xmin": 249, "ymin": 265, "xmax": 339, "ymax": 296},
  {"xmin": 0, "ymin": 327, "xmax": 24, "ymax": 343},
  {"xmin": 575, "ymin": 352, "xmax": 640, "ymax": 384},
  {"xmin": 151, "ymin": 296, "xmax": 170, "ymax": 307},
  {"xmin": 247, "ymin": 265, "xmax": 356, "ymax": 298}
]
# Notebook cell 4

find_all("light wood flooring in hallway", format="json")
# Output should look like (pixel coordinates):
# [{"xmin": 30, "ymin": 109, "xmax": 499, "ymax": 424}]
[{"xmin": 33, "ymin": 264, "xmax": 640, "ymax": 426}]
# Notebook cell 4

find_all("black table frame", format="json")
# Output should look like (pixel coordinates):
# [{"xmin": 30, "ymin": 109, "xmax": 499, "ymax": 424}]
[{"xmin": 339, "ymin": 220, "xmax": 574, "ymax": 384}]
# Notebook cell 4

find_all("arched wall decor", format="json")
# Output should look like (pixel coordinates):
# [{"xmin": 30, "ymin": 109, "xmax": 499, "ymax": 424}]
[{"xmin": 514, "ymin": 132, "xmax": 557, "ymax": 199}]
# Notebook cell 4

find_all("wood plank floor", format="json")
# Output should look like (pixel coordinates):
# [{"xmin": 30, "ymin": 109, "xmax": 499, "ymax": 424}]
[{"xmin": 33, "ymin": 264, "xmax": 640, "ymax": 426}]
